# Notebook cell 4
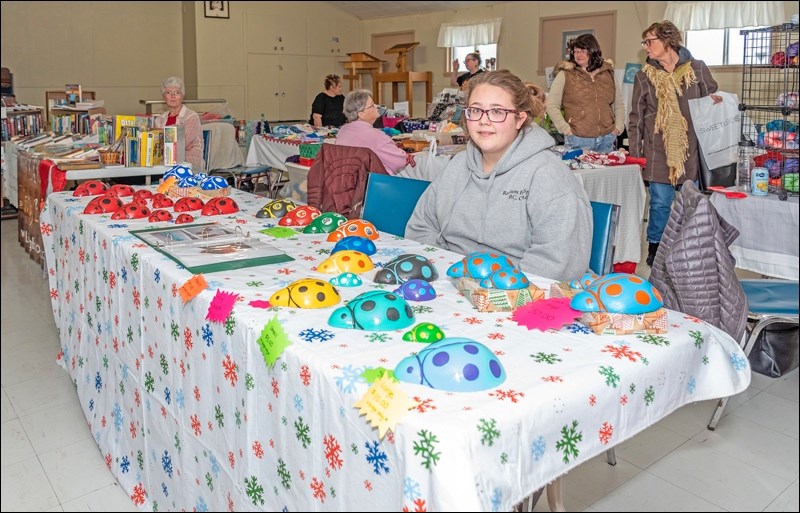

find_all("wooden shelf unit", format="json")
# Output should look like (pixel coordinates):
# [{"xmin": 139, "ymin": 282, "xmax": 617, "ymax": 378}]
[
  {"xmin": 2, "ymin": 106, "xmax": 45, "ymax": 141},
  {"xmin": 45, "ymin": 90, "xmax": 99, "ymax": 134}
]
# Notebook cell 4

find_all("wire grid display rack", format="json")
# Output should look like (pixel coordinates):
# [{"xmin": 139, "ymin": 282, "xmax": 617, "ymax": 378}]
[{"xmin": 739, "ymin": 23, "xmax": 799, "ymax": 194}]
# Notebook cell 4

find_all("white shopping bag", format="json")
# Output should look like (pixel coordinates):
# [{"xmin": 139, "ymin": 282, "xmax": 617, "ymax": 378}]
[{"xmin": 688, "ymin": 91, "xmax": 752, "ymax": 170}]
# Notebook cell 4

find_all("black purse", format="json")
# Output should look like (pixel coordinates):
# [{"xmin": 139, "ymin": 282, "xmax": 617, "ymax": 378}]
[
  {"xmin": 698, "ymin": 149, "xmax": 737, "ymax": 191},
  {"xmin": 748, "ymin": 322, "xmax": 799, "ymax": 378}
]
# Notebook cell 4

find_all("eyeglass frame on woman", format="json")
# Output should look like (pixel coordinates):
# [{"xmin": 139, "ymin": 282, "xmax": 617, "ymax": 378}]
[
  {"xmin": 360, "ymin": 103, "xmax": 377, "ymax": 112},
  {"xmin": 163, "ymin": 90, "xmax": 183, "ymax": 97},
  {"xmin": 464, "ymin": 106, "xmax": 519, "ymax": 123},
  {"xmin": 640, "ymin": 37, "xmax": 659, "ymax": 47}
]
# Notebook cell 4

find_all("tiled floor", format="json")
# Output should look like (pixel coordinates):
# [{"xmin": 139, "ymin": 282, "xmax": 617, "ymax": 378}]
[{"xmin": 2, "ymin": 213, "xmax": 798, "ymax": 512}]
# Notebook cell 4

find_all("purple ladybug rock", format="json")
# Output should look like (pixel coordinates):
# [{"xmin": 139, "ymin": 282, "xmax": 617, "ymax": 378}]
[{"xmin": 394, "ymin": 279, "xmax": 436, "ymax": 302}]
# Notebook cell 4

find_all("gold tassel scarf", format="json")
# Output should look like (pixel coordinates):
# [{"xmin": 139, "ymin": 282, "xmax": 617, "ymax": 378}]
[{"xmin": 643, "ymin": 61, "xmax": 697, "ymax": 184}]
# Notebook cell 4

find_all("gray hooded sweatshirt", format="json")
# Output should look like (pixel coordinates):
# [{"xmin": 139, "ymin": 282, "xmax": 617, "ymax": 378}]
[{"xmin": 405, "ymin": 125, "xmax": 592, "ymax": 282}]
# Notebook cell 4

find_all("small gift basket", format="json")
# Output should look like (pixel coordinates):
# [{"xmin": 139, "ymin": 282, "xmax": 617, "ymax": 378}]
[{"xmin": 98, "ymin": 150, "xmax": 121, "ymax": 165}]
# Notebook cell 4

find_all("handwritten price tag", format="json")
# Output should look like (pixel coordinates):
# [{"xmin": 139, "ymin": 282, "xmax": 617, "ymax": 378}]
[
  {"xmin": 512, "ymin": 297, "xmax": 581, "ymax": 331},
  {"xmin": 206, "ymin": 289, "xmax": 239, "ymax": 324},
  {"xmin": 353, "ymin": 374, "xmax": 413, "ymax": 439},
  {"xmin": 179, "ymin": 274, "xmax": 207, "ymax": 303},
  {"xmin": 256, "ymin": 315, "xmax": 291, "ymax": 369}
]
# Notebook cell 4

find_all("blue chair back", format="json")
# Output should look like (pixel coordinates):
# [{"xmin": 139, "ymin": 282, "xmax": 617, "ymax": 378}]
[
  {"xmin": 362, "ymin": 174, "xmax": 431, "ymax": 237},
  {"xmin": 589, "ymin": 201, "xmax": 620, "ymax": 275}
]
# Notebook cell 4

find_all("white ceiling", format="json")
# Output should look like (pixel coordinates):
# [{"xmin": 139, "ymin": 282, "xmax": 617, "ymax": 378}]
[{"xmin": 326, "ymin": 1, "xmax": 507, "ymax": 20}]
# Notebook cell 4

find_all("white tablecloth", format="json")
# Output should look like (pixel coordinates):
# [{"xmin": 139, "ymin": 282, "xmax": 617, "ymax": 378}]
[
  {"xmin": 245, "ymin": 135, "xmax": 301, "ymax": 171},
  {"xmin": 41, "ymin": 188, "xmax": 750, "ymax": 511},
  {"xmin": 710, "ymin": 192, "xmax": 799, "ymax": 280}
]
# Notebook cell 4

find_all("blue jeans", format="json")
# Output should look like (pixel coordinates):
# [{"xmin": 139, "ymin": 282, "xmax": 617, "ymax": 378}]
[
  {"xmin": 647, "ymin": 180, "xmax": 699, "ymax": 244},
  {"xmin": 565, "ymin": 133, "xmax": 617, "ymax": 153}
]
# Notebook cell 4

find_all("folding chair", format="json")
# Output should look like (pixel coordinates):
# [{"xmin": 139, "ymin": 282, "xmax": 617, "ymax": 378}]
[
  {"xmin": 707, "ymin": 279, "xmax": 799, "ymax": 430},
  {"xmin": 361, "ymin": 174, "xmax": 431, "ymax": 236}
]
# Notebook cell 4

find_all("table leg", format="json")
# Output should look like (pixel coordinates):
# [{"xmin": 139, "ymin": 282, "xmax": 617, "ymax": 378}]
[
  {"xmin": 546, "ymin": 478, "xmax": 565, "ymax": 512},
  {"xmin": 406, "ymin": 78, "xmax": 413, "ymax": 117}
]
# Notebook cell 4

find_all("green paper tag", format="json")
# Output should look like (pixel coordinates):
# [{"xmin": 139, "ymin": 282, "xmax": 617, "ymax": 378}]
[
  {"xmin": 257, "ymin": 315, "xmax": 291, "ymax": 368},
  {"xmin": 260, "ymin": 227, "xmax": 297, "ymax": 239},
  {"xmin": 362, "ymin": 367, "xmax": 396, "ymax": 384}
]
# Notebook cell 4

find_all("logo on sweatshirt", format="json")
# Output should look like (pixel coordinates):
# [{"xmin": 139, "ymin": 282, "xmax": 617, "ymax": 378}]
[{"xmin": 502, "ymin": 188, "xmax": 529, "ymax": 201}]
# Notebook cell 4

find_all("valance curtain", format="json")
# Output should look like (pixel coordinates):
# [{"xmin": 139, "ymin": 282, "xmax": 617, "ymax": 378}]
[
  {"xmin": 437, "ymin": 18, "xmax": 502, "ymax": 47},
  {"xmin": 664, "ymin": 1, "xmax": 785, "ymax": 30}
]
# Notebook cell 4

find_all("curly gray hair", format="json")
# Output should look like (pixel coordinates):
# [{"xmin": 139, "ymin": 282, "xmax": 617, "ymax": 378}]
[
  {"xmin": 160, "ymin": 76, "xmax": 185, "ymax": 96},
  {"xmin": 343, "ymin": 89, "xmax": 373, "ymax": 122}
]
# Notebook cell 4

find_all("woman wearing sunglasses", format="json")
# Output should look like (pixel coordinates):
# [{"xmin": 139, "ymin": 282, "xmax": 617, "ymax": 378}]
[
  {"xmin": 406, "ymin": 70, "xmax": 592, "ymax": 282},
  {"xmin": 628, "ymin": 20, "xmax": 722, "ymax": 266}
]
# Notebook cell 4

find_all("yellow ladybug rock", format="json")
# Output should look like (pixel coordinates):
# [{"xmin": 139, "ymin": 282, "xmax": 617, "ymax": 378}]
[
  {"xmin": 269, "ymin": 278, "xmax": 341, "ymax": 308},
  {"xmin": 316, "ymin": 250, "xmax": 374, "ymax": 274}
]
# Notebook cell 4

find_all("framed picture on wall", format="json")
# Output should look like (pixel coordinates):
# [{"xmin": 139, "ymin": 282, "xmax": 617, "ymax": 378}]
[
  {"xmin": 204, "ymin": 1, "xmax": 229, "ymax": 19},
  {"xmin": 562, "ymin": 29, "xmax": 595, "ymax": 60}
]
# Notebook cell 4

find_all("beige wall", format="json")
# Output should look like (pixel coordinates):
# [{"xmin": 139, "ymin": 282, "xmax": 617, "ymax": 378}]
[{"xmin": 2, "ymin": 1, "xmax": 797, "ymax": 121}]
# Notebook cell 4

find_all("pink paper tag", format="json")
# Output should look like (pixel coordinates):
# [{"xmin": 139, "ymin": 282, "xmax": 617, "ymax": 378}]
[
  {"xmin": 249, "ymin": 300, "xmax": 272, "ymax": 309},
  {"xmin": 512, "ymin": 297, "xmax": 581, "ymax": 331},
  {"xmin": 206, "ymin": 289, "xmax": 239, "ymax": 323}
]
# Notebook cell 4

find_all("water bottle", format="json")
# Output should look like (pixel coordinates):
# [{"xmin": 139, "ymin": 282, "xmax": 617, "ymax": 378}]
[
  {"xmin": 736, "ymin": 140, "xmax": 755, "ymax": 191},
  {"xmin": 751, "ymin": 167, "xmax": 769, "ymax": 196}
]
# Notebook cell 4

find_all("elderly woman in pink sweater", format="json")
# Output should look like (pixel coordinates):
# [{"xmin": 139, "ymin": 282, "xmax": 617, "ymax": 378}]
[{"xmin": 335, "ymin": 89, "xmax": 409, "ymax": 174}]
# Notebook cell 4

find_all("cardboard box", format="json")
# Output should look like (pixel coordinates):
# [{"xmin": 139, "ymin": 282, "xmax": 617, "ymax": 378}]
[
  {"xmin": 579, "ymin": 309, "xmax": 668, "ymax": 335},
  {"xmin": 453, "ymin": 277, "xmax": 545, "ymax": 312},
  {"xmin": 549, "ymin": 282, "xmax": 581, "ymax": 299}
]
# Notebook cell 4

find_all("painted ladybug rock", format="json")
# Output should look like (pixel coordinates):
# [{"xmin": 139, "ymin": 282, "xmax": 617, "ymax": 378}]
[
  {"xmin": 148, "ymin": 209, "xmax": 173, "ymax": 222},
  {"xmin": 73, "ymin": 180, "xmax": 107, "ymax": 197},
  {"xmin": 201, "ymin": 197, "xmax": 239, "ymax": 216},
  {"xmin": 316, "ymin": 250, "xmax": 374, "ymax": 274},
  {"xmin": 332, "ymin": 236, "xmax": 377, "ymax": 256},
  {"xmin": 570, "ymin": 273, "xmax": 664, "ymax": 315},
  {"xmin": 131, "ymin": 195, "xmax": 149, "ymax": 207},
  {"xmin": 302, "ymin": 212, "xmax": 347, "ymax": 234},
  {"xmin": 174, "ymin": 213, "xmax": 195, "ymax": 224},
  {"xmin": 132, "ymin": 189, "xmax": 153, "ymax": 202},
  {"xmin": 278, "ymin": 205, "xmax": 321, "ymax": 226},
  {"xmin": 374, "ymin": 254, "xmax": 439, "ymax": 285},
  {"xmin": 447, "ymin": 251, "xmax": 528, "ymax": 290},
  {"xmin": 402, "ymin": 323, "xmax": 445, "ymax": 343},
  {"xmin": 326, "ymin": 219, "xmax": 379, "ymax": 242},
  {"xmin": 173, "ymin": 197, "xmax": 204, "ymax": 212},
  {"xmin": 269, "ymin": 278, "xmax": 341, "ymax": 308},
  {"xmin": 83, "ymin": 195, "xmax": 123, "ymax": 214},
  {"xmin": 327, "ymin": 290, "xmax": 415, "ymax": 331},
  {"xmin": 394, "ymin": 279, "xmax": 437, "ymax": 301},
  {"xmin": 111, "ymin": 203, "xmax": 151, "ymax": 220},
  {"xmin": 256, "ymin": 199, "xmax": 297, "ymax": 219},
  {"xmin": 152, "ymin": 195, "xmax": 175, "ymax": 209},
  {"xmin": 394, "ymin": 337, "xmax": 507, "ymax": 392},
  {"xmin": 106, "ymin": 184, "xmax": 135, "ymax": 197}
]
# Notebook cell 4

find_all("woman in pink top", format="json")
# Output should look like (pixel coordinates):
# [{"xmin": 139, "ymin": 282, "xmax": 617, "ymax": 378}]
[
  {"xmin": 335, "ymin": 90, "xmax": 409, "ymax": 174},
  {"xmin": 154, "ymin": 76, "xmax": 204, "ymax": 171}
]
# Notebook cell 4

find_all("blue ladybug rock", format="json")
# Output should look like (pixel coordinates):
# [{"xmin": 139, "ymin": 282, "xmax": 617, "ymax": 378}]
[
  {"xmin": 200, "ymin": 175, "xmax": 229, "ymax": 190},
  {"xmin": 394, "ymin": 279, "xmax": 436, "ymax": 301},
  {"xmin": 177, "ymin": 175, "xmax": 199, "ymax": 187},
  {"xmin": 374, "ymin": 254, "xmax": 438, "ymax": 285},
  {"xmin": 478, "ymin": 267, "xmax": 529, "ymax": 290},
  {"xmin": 394, "ymin": 337, "xmax": 506, "ymax": 392},
  {"xmin": 163, "ymin": 164, "xmax": 193, "ymax": 181},
  {"xmin": 329, "ymin": 272, "xmax": 362, "ymax": 287},
  {"xmin": 447, "ymin": 252, "xmax": 515, "ymax": 279},
  {"xmin": 570, "ymin": 273, "xmax": 664, "ymax": 315},
  {"xmin": 332, "ymin": 236, "xmax": 377, "ymax": 256},
  {"xmin": 328, "ymin": 290, "xmax": 415, "ymax": 331}
]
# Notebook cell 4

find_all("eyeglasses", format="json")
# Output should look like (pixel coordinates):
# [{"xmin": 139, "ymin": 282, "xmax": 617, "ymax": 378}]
[
  {"xmin": 464, "ymin": 107, "xmax": 518, "ymax": 123},
  {"xmin": 572, "ymin": 48, "xmax": 589, "ymax": 55},
  {"xmin": 640, "ymin": 38, "xmax": 659, "ymax": 47},
  {"xmin": 361, "ymin": 103, "xmax": 377, "ymax": 112},
  {"xmin": 163, "ymin": 90, "xmax": 183, "ymax": 97}
]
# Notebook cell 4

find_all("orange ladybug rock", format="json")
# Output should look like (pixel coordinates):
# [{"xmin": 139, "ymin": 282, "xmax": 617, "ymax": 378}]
[{"xmin": 326, "ymin": 219, "xmax": 379, "ymax": 242}]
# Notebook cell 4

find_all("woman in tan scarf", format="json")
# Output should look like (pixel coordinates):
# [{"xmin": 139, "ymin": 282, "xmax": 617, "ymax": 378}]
[{"xmin": 628, "ymin": 20, "xmax": 722, "ymax": 266}]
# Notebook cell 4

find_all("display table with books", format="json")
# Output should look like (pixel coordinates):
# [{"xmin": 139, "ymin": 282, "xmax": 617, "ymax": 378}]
[{"xmin": 41, "ymin": 187, "xmax": 750, "ymax": 511}]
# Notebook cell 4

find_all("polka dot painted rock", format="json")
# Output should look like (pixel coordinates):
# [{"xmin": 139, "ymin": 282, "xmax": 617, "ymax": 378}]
[
  {"xmin": 478, "ymin": 267, "xmax": 529, "ymax": 290},
  {"xmin": 402, "ymin": 323, "xmax": 445, "ymax": 343},
  {"xmin": 326, "ymin": 219, "xmax": 379, "ymax": 242},
  {"xmin": 393, "ymin": 279, "xmax": 437, "ymax": 301},
  {"xmin": 278, "ymin": 205, "xmax": 320, "ymax": 226},
  {"xmin": 317, "ymin": 250, "xmax": 374, "ymax": 274},
  {"xmin": 328, "ymin": 290, "xmax": 415, "ymax": 331},
  {"xmin": 73, "ymin": 180, "xmax": 107, "ymax": 197},
  {"xmin": 163, "ymin": 164, "xmax": 193, "ymax": 181},
  {"xmin": 200, "ymin": 176, "xmax": 229, "ymax": 190},
  {"xmin": 374, "ymin": 254, "xmax": 438, "ymax": 284},
  {"xmin": 569, "ymin": 272, "xmax": 601, "ymax": 290},
  {"xmin": 269, "ymin": 278, "xmax": 341, "ymax": 308},
  {"xmin": 332, "ymin": 236, "xmax": 377, "ymax": 256},
  {"xmin": 302, "ymin": 212, "xmax": 347, "ymax": 234},
  {"xmin": 329, "ymin": 272, "xmax": 362, "ymax": 287},
  {"xmin": 447, "ymin": 251, "xmax": 529, "ymax": 290},
  {"xmin": 257, "ymin": 199, "xmax": 298, "ymax": 219},
  {"xmin": 570, "ymin": 273, "xmax": 664, "ymax": 314},
  {"xmin": 393, "ymin": 337, "xmax": 506, "ymax": 392}
]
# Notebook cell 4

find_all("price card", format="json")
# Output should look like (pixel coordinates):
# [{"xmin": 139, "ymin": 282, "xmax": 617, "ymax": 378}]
[
  {"xmin": 179, "ymin": 274, "xmax": 207, "ymax": 303},
  {"xmin": 361, "ymin": 367, "xmax": 395, "ymax": 384},
  {"xmin": 206, "ymin": 289, "xmax": 238, "ymax": 323},
  {"xmin": 259, "ymin": 227, "xmax": 297, "ymax": 239},
  {"xmin": 256, "ymin": 315, "xmax": 291, "ymax": 369},
  {"xmin": 353, "ymin": 374, "xmax": 413, "ymax": 439},
  {"xmin": 512, "ymin": 297, "xmax": 581, "ymax": 331}
]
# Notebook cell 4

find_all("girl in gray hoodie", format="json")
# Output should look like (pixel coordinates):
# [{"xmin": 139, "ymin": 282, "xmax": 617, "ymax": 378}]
[{"xmin": 405, "ymin": 70, "xmax": 592, "ymax": 282}]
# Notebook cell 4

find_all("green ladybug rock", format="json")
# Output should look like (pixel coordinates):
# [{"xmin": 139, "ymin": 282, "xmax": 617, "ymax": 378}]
[{"xmin": 402, "ymin": 323, "xmax": 445, "ymax": 343}]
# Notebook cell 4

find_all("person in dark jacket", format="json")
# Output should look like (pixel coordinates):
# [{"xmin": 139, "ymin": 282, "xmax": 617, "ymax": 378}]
[
  {"xmin": 628, "ymin": 20, "xmax": 722, "ymax": 266},
  {"xmin": 309, "ymin": 74, "xmax": 346, "ymax": 127}
]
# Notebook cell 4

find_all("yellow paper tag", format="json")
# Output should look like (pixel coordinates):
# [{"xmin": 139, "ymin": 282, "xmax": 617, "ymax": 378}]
[
  {"xmin": 157, "ymin": 176, "xmax": 176, "ymax": 193},
  {"xmin": 256, "ymin": 315, "xmax": 291, "ymax": 369},
  {"xmin": 353, "ymin": 374, "xmax": 413, "ymax": 439},
  {"xmin": 179, "ymin": 274, "xmax": 207, "ymax": 303}
]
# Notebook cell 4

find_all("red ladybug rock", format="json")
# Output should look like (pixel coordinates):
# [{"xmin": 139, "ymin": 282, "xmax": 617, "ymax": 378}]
[
  {"xmin": 111, "ymin": 203, "xmax": 151, "ymax": 220},
  {"xmin": 201, "ymin": 197, "xmax": 239, "ymax": 216},
  {"xmin": 106, "ymin": 184, "xmax": 135, "ymax": 197},
  {"xmin": 152, "ymin": 196, "xmax": 175, "ymax": 209},
  {"xmin": 84, "ymin": 195, "xmax": 123, "ymax": 214},
  {"xmin": 131, "ymin": 196, "xmax": 149, "ymax": 207},
  {"xmin": 173, "ymin": 197, "xmax": 205, "ymax": 212},
  {"xmin": 133, "ymin": 189, "xmax": 153, "ymax": 202},
  {"xmin": 148, "ymin": 209, "xmax": 173, "ymax": 222},
  {"xmin": 174, "ymin": 213, "xmax": 195, "ymax": 224},
  {"xmin": 73, "ymin": 180, "xmax": 107, "ymax": 197}
]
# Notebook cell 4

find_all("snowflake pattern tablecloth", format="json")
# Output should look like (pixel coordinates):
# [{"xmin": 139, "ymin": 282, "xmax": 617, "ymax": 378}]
[{"xmin": 40, "ymin": 188, "xmax": 751, "ymax": 512}]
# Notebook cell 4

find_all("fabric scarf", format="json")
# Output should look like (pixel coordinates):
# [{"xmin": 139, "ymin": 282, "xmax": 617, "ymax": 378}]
[{"xmin": 643, "ymin": 61, "xmax": 697, "ymax": 184}]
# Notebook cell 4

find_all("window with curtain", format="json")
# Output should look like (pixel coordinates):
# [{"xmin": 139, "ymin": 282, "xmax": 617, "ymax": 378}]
[
  {"xmin": 665, "ymin": 1, "xmax": 785, "ymax": 66},
  {"xmin": 438, "ymin": 18, "xmax": 501, "ymax": 72}
]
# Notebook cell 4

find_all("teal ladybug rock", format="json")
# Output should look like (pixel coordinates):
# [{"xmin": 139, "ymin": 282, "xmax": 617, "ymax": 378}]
[
  {"xmin": 570, "ymin": 273, "xmax": 664, "ymax": 315},
  {"xmin": 447, "ymin": 251, "xmax": 515, "ymax": 279},
  {"xmin": 478, "ymin": 267, "xmax": 529, "ymax": 290},
  {"xmin": 402, "ymin": 323, "xmax": 445, "ymax": 343},
  {"xmin": 303, "ymin": 212, "xmax": 347, "ymax": 234},
  {"xmin": 374, "ymin": 254, "xmax": 438, "ymax": 284},
  {"xmin": 394, "ymin": 279, "xmax": 436, "ymax": 301},
  {"xmin": 332, "ymin": 236, "xmax": 377, "ymax": 256},
  {"xmin": 328, "ymin": 290, "xmax": 415, "ymax": 331},
  {"xmin": 329, "ymin": 272, "xmax": 362, "ymax": 287},
  {"xmin": 394, "ymin": 337, "xmax": 506, "ymax": 392}
]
